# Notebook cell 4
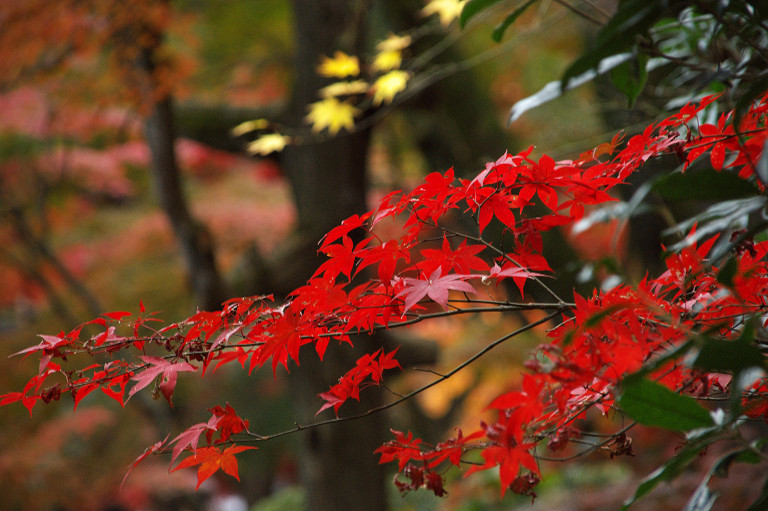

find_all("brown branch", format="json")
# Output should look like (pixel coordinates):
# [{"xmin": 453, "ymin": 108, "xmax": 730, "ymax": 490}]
[
  {"xmin": 8, "ymin": 207, "xmax": 102, "ymax": 318},
  {"xmin": 553, "ymin": 0, "xmax": 606, "ymax": 26},
  {"xmin": 232, "ymin": 310, "xmax": 561, "ymax": 444}
]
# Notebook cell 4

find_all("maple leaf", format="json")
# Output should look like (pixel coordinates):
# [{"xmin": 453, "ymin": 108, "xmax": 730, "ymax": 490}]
[
  {"xmin": 230, "ymin": 118, "xmax": 269, "ymax": 137},
  {"xmin": 427, "ymin": 428, "xmax": 484, "ymax": 468},
  {"xmin": 421, "ymin": 0, "xmax": 467, "ymax": 26},
  {"xmin": 376, "ymin": 33, "xmax": 412, "ymax": 51},
  {"xmin": 317, "ymin": 349, "xmax": 401, "ymax": 416},
  {"xmin": 518, "ymin": 154, "xmax": 562, "ymax": 211},
  {"xmin": 0, "ymin": 391, "xmax": 39, "ymax": 417},
  {"xmin": 305, "ymin": 98, "xmax": 360, "ymax": 135},
  {"xmin": 172, "ymin": 445, "xmax": 257, "ymax": 490},
  {"xmin": 169, "ymin": 415, "xmax": 220, "ymax": 464},
  {"xmin": 316, "ymin": 51, "xmax": 360, "ymax": 78},
  {"xmin": 319, "ymin": 213, "xmax": 368, "ymax": 248},
  {"xmin": 372, "ymin": 49, "xmax": 402, "ymax": 72},
  {"xmin": 100, "ymin": 370, "xmax": 131, "ymax": 406},
  {"xmin": 372, "ymin": 70, "xmax": 410, "ymax": 105},
  {"xmin": 317, "ymin": 386, "xmax": 349, "ymax": 417},
  {"xmin": 417, "ymin": 236, "xmax": 489, "ymax": 275},
  {"xmin": 464, "ymin": 443, "xmax": 539, "ymax": 496},
  {"xmin": 247, "ymin": 133, "xmax": 291, "ymax": 155},
  {"xmin": 484, "ymin": 262, "xmax": 547, "ymax": 297},
  {"xmin": 319, "ymin": 80, "xmax": 369, "ymax": 98},
  {"xmin": 248, "ymin": 308, "xmax": 309, "ymax": 375},
  {"xmin": 314, "ymin": 234, "xmax": 358, "ymax": 281},
  {"xmin": 476, "ymin": 190, "xmax": 526, "ymax": 233},
  {"xmin": 121, "ymin": 435, "xmax": 169, "ymax": 489},
  {"xmin": 397, "ymin": 267, "xmax": 477, "ymax": 312},
  {"xmin": 128, "ymin": 356, "xmax": 197, "ymax": 405},
  {"xmin": 207, "ymin": 403, "xmax": 249, "ymax": 443},
  {"xmin": 375, "ymin": 429, "xmax": 426, "ymax": 471},
  {"xmin": 12, "ymin": 333, "xmax": 72, "ymax": 376}
]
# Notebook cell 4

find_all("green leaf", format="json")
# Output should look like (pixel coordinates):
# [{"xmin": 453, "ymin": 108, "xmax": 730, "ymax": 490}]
[
  {"xmin": 460, "ymin": 0, "xmax": 503, "ymax": 28},
  {"xmin": 633, "ymin": 340, "xmax": 695, "ymax": 378},
  {"xmin": 610, "ymin": 52, "xmax": 649, "ymax": 107},
  {"xmin": 684, "ymin": 481, "xmax": 718, "ymax": 511},
  {"xmin": 662, "ymin": 196, "xmax": 767, "ymax": 256},
  {"xmin": 618, "ymin": 375, "xmax": 714, "ymax": 432},
  {"xmin": 682, "ymin": 447, "xmax": 762, "ymax": 511},
  {"xmin": 712, "ymin": 448, "xmax": 761, "ymax": 478},
  {"xmin": 653, "ymin": 168, "xmax": 762, "ymax": 201},
  {"xmin": 716, "ymin": 256, "xmax": 738, "ymax": 288},
  {"xmin": 561, "ymin": 0, "xmax": 665, "ymax": 89},
  {"xmin": 734, "ymin": 70, "xmax": 768, "ymax": 128},
  {"xmin": 746, "ymin": 476, "xmax": 768, "ymax": 511},
  {"xmin": 692, "ymin": 325, "xmax": 766, "ymax": 375},
  {"xmin": 492, "ymin": 0, "xmax": 538, "ymax": 41},
  {"xmin": 622, "ymin": 442, "xmax": 705, "ymax": 510},
  {"xmin": 509, "ymin": 53, "xmax": 633, "ymax": 123}
]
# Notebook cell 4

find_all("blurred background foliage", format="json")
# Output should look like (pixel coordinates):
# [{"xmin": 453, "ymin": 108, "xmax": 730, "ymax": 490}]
[{"xmin": 3, "ymin": 1, "xmax": 755, "ymax": 510}]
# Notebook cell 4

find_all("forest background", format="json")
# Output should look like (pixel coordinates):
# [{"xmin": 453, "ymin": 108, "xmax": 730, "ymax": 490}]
[{"xmin": 1, "ymin": 1, "xmax": 765, "ymax": 511}]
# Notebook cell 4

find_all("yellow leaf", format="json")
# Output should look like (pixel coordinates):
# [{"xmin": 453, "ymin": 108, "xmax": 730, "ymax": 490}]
[
  {"xmin": 316, "ymin": 51, "xmax": 360, "ymax": 78},
  {"xmin": 305, "ymin": 98, "xmax": 360, "ymax": 135},
  {"xmin": 421, "ymin": 0, "xmax": 467, "ymax": 26},
  {"xmin": 319, "ymin": 80, "xmax": 370, "ymax": 98},
  {"xmin": 231, "ymin": 119, "xmax": 269, "ymax": 137},
  {"xmin": 247, "ymin": 133, "xmax": 291, "ymax": 155},
  {"xmin": 372, "ymin": 70, "xmax": 410, "ymax": 106},
  {"xmin": 372, "ymin": 50, "xmax": 402, "ymax": 73},
  {"xmin": 376, "ymin": 33, "xmax": 412, "ymax": 52}
]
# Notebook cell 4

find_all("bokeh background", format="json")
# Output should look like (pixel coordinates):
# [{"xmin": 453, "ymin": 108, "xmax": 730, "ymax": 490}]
[{"xmin": 3, "ymin": 2, "xmax": 747, "ymax": 510}]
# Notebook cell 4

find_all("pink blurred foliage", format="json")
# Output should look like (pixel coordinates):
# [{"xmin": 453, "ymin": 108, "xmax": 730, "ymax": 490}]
[
  {"xmin": 37, "ymin": 142, "xmax": 147, "ymax": 200},
  {"xmin": 0, "ymin": 86, "xmax": 140, "ymax": 139},
  {"xmin": 0, "ymin": 85, "xmax": 298, "ymax": 313}
]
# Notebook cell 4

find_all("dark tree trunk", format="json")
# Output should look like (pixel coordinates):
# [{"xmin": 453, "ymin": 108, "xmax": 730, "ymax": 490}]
[
  {"xmin": 136, "ymin": 45, "xmax": 228, "ymax": 312},
  {"xmin": 276, "ymin": 2, "xmax": 388, "ymax": 510}
]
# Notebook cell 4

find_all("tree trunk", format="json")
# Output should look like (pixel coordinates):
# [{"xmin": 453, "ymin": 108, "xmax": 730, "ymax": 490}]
[
  {"xmin": 277, "ymin": 2, "xmax": 388, "ymax": 510},
  {"xmin": 136, "ymin": 43, "xmax": 228, "ymax": 312}
]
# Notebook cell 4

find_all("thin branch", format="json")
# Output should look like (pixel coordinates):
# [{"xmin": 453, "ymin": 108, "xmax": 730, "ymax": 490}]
[
  {"xmin": 234, "ymin": 310, "xmax": 561, "ymax": 444},
  {"xmin": 553, "ymin": 0, "xmax": 605, "ymax": 26},
  {"xmin": 536, "ymin": 421, "xmax": 637, "ymax": 462}
]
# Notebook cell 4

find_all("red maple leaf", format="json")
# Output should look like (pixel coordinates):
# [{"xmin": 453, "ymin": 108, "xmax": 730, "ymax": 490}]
[
  {"xmin": 396, "ymin": 267, "xmax": 477, "ymax": 312},
  {"xmin": 464, "ymin": 442, "xmax": 539, "ymax": 496},
  {"xmin": 12, "ymin": 333, "xmax": 72, "ymax": 376},
  {"xmin": 417, "ymin": 236, "xmax": 489, "ymax": 275},
  {"xmin": 319, "ymin": 213, "xmax": 368, "ymax": 248},
  {"xmin": 172, "ymin": 445, "xmax": 257, "ymax": 490},
  {"xmin": 375, "ymin": 429, "xmax": 426, "ymax": 471},
  {"xmin": 121, "ymin": 435, "xmax": 169, "ymax": 489},
  {"xmin": 486, "ymin": 262, "xmax": 547, "ymax": 297},
  {"xmin": 128, "ymin": 356, "xmax": 197, "ymax": 405},
  {"xmin": 207, "ymin": 403, "xmax": 249, "ymax": 443},
  {"xmin": 519, "ymin": 154, "xmax": 580, "ymax": 211},
  {"xmin": 477, "ymin": 189, "xmax": 525, "ymax": 233},
  {"xmin": 169, "ymin": 414, "xmax": 220, "ymax": 464},
  {"xmin": 248, "ymin": 307, "xmax": 310, "ymax": 374}
]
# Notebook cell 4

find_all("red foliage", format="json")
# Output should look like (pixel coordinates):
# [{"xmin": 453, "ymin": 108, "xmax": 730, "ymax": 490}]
[
  {"xmin": 171, "ymin": 445, "xmax": 257, "ymax": 490},
  {"xmin": 4, "ymin": 93, "xmax": 768, "ymax": 497}
]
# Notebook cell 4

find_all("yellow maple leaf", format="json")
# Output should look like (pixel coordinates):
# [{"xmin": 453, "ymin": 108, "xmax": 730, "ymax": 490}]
[
  {"xmin": 231, "ymin": 119, "xmax": 269, "ymax": 137},
  {"xmin": 376, "ymin": 33, "xmax": 412, "ymax": 52},
  {"xmin": 421, "ymin": 0, "xmax": 467, "ymax": 26},
  {"xmin": 372, "ymin": 49, "xmax": 402, "ymax": 73},
  {"xmin": 305, "ymin": 98, "xmax": 360, "ymax": 134},
  {"xmin": 372, "ymin": 70, "xmax": 410, "ymax": 106},
  {"xmin": 319, "ymin": 80, "xmax": 370, "ymax": 98},
  {"xmin": 317, "ymin": 51, "xmax": 360, "ymax": 78},
  {"xmin": 247, "ymin": 133, "xmax": 291, "ymax": 155}
]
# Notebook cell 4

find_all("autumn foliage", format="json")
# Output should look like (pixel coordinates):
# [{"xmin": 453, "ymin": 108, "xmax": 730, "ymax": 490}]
[{"xmin": 4, "ymin": 92, "xmax": 768, "ymax": 504}]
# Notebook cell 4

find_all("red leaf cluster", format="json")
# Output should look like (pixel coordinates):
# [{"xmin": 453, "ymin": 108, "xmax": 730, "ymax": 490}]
[{"xmin": 4, "ymin": 93, "xmax": 768, "ymax": 498}]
